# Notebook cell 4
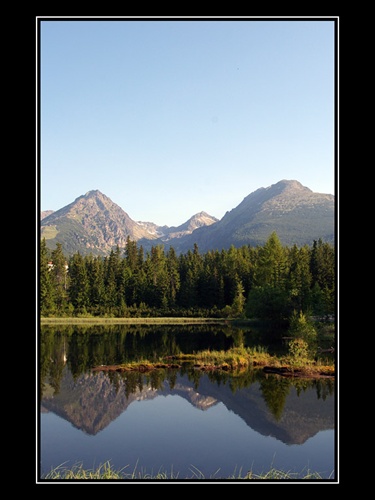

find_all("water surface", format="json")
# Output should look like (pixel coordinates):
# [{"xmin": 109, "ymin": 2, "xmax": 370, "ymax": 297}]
[{"xmin": 39, "ymin": 324, "xmax": 336, "ymax": 481}]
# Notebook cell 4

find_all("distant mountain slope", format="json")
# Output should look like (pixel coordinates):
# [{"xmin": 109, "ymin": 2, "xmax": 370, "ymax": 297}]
[
  {"xmin": 167, "ymin": 180, "xmax": 335, "ymax": 253},
  {"xmin": 136, "ymin": 211, "xmax": 218, "ymax": 241},
  {"xmin": 40, "ymin": 190, "xmax": 218, "ymax": 256},
  {"xmin": 162, "ymin": 212, "xmax": 219, "ymax": 240},
  {"xmin": 41, "ymin": 210, "xmax": 54, "ymax": 220},
  {"xmin": 40, "ymin": 190, "xmax": 160, "ymax": 256},
  {"xmin": 40, "ymin": 180, "xmax": 335, "ymax": 256}
]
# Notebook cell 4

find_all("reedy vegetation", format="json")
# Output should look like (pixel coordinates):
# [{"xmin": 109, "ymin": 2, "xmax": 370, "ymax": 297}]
[
  {"xmin": 91, "ymin": 341, "xmax": 334, "ymax": 377},
  {"xmin": 41, "ymin": 460, "xmax": 333, "ymax": 481}
]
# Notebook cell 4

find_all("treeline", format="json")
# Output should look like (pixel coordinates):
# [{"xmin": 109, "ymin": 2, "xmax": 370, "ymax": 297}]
[{"xmin": 40, "ymin": 231, "xmax": 335, "ymax": 322}]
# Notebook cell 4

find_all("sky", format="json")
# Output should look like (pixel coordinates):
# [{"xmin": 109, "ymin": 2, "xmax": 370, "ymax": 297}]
[{"xmin": 39, "ymin": 16, "xmax": 337, "ymax": 227}]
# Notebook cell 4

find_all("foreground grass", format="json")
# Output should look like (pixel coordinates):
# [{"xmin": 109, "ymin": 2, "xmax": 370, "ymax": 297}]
[{"xmin": 41, "ymin": 461, "xmax": 334, "ymax": 481}]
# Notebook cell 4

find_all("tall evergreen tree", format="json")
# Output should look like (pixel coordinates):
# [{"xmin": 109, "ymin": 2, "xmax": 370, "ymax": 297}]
[
  {"xmin": 40, "ymin": 238, "xmax": 55, "ymax": 315},
  {"xmin": 68, "ymin": 252, "xmax": 90, "ymax": 313},
  {"xmin": 231, "ymin": 279, "xmax": 246, "ymax": 317},
  {"xmin": 103, "ymin": 248, "xmax": 122, "ymax": 312},
  {"xmin": 310, "ymin": 239, "xmax": 335, "ymax": 317},
  {"xmin": 87, "ymin": 256, "xmax": 106, "ymax": 314},
  {"xmin": 199, "ymin": 252, "xmax": 224, "ymax": 309},
  {"xmin": 125, "ymin": 237, "xmax": 138, "ymax": 272},
  {"xmin": 51, "ymin": 242, "xmax": 69, "ymax": 313},
  {"xmin": 178, "ymin": 246, "xmax": 203, "ymax": 308},
  {"xmin": 286, "ymin": 244, "xmax": 312, "ymax": 313},
  {"xmin": 166, "ymin": 247, "xmax": 180, "ymax": 308},
  {"xmin": 144, "ymin": 245, "xmax": 168, "ymax": 308},
  {"xmin": 254, "ymin": 231, "xmax": 288, "ymax": 288}
]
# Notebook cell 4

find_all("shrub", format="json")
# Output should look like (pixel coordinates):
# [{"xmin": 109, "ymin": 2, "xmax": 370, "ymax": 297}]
[
  {"xmin": 287, "ymin": 310, "xmax": 318, "ymax": 360},
  {"xmin": 288, "ymin": 338, "xmax": 310, "ymax": 369}
]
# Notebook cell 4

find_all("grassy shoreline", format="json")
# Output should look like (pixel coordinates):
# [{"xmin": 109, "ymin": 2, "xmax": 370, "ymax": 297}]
[
  {"xmin": 40, "ymin": 316, "xmax": 240, "ymax": 325},
  {"xmin": 40, "ymin": 316, "xmax": 335, "ymax": 378}
]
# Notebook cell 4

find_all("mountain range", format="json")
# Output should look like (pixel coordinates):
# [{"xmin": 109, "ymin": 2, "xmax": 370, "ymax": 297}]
[
  {"xmin": 40, "ymin": 179, "xmax": 335, "ymax": 256},
  {"xmin": 41, "ymin": 368, "xmax": 334, "ymax": 445}
]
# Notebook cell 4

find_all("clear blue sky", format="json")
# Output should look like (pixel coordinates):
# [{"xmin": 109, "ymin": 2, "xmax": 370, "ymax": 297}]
[{"xmin": 39, "ymin": 16, "xmax": 337, "ymax": 227}]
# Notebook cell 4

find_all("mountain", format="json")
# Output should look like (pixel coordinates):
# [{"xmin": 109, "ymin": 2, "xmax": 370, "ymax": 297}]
[
  {"xmin": 40, "ymin": 180, "xmax": 335, "ymax": 256},
  {"xmin": 170, "ymin": 179, "xmax": 335, "ymax": 253},
  {"xmin": 139, "ymin": 211, "xmax": 219, "ymax": 242},
  {"xmin": 41, "ymin": 368, "xmax": 334, "ymax": 444},
  {"xmin": 41, "ymin": 210, "xmax": 54, "ymax": 220},
  {"xmin": 40, "ymin": 190, "xmax": 218, "ymax": 256},
  {"xmin": 40, "ymin": 190, "xmax": 157, "ymax": 256}
]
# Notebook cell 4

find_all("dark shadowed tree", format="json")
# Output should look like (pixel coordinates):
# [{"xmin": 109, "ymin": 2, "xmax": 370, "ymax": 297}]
[{"xmin": 40, "ymin": 238, "xmax": 55, "ymax": 315}]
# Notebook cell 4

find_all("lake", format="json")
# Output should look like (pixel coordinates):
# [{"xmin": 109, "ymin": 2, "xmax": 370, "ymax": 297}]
[{"xmin": 38, "ymin": 323, "xmax": 336, "ymax": 483}]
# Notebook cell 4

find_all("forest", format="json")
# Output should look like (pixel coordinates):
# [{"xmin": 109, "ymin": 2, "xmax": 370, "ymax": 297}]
[{"xmin": 40, "ymin": 231, "xmax": 335, "ymax": 323}]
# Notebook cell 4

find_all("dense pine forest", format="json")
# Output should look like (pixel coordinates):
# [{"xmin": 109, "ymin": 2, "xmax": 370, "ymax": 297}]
[{"xmin": 40, "ymin": 231, "xmax": 335, "ymax": 323}]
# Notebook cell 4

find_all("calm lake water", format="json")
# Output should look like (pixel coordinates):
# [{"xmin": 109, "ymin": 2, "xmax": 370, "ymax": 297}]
[{"xmin": 38, "ymin": 323, "xmax": 337, "ymax": 482}]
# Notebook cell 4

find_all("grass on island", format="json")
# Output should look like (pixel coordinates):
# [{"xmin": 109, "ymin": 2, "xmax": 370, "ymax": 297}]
[
  {"xmin": 93, "ymin": 345, "xmax": 334, "ymax": 378},
  {"xmin": 40, "ymin": 460, "xmax": 335, "ymax": 481},
  {"xmin": 41, "ymin": 316, "xmax": 335, "ymax": 378}
]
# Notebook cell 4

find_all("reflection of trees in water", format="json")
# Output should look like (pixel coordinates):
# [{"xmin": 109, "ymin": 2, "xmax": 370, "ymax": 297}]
[
  {"xmin": 40, "ymin": 329, "xmax": 68, "ymax": 397},
  {"xmin": 293, "ymin": 377, "xmax": 334, "ymax": 401},
  {"xmin": 259, "ymin": 376, "xmax": 335, "ymax": 420},
  {"xmin": 315, "ymin": 378, "xmax": 335, "ymax": 400},
  {"xmin": 40, "ymin": 323, "xmax": 237, "ymax": 384},
  {"xmin": 260, "ymin": 375, "xmax": 291, "ymax": 421},
  {"xmin": 40, "ymin": 325, "xmax": 334, "ymax": 410}
]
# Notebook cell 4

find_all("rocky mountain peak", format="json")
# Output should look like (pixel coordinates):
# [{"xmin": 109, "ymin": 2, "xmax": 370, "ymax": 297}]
[
  {"xmin": 272, "ymin": 179, "xmax": 311, "ymax": 192},
  {"xmin": 40, "ymin": 180, "xmax": 334, "ymax": 256}
]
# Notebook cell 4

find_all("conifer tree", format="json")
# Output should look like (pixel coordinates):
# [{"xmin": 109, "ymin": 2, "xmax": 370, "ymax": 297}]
[
  {"xmin": 87, "ymin": 256, "xmax": 106, "ymax": 314},
  {"xmin": 286, "ymin": 244, "xmax": 312, "ymax": 312},
  {"xmin": 68, "ymin": 252, "xmax": 90, "ymax": 313},
  {"xmin": 40, "ymin": 238, "xmax": 55, "ymax": 315},
  {"xmin": 125, "ymin": 237, "xmax": 138, "ymax": 272},
  {"xmin": 166, "ymin": 247, "xmax": 180, "ymax": 308},
  {"xmin": 309, "ymin": 239, "xmax": 335, "ymax": 317},
  {"xmin": 231, "ymin": 279, "xmax": 246, "ymax": 317},
  {"xmin": 50, "ymin": 242, "xmax": 69, "ymax": 313},
  {"xmin": 255, "ymin": 231, "xmax": 288, "ymax": 288}
]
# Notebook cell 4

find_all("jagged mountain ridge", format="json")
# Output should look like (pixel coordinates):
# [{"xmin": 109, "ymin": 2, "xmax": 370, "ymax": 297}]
[
  {"xmin": 171, "ymin": 179, "xmax": 334, "ymax": 253},
  {"xmin": 136, "ymin": 211, "xmax": 219, "ymax": 241},
  {"xmin": 40, "ymin": 190, "xmax": 158, "ymax": 256},
  {"xmin": 40, "ymin": 180, "xmax": 335, "ymax": 256},
  {"xmin": 40, "ymin": 190, "xmax": 217, "ymax": 256},
  {"xmin": 41, "ymin": 368, "xmax": 334, "ymax": 445}
]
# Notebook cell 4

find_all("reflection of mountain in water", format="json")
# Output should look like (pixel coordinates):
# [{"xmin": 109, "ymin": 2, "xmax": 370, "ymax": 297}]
[
  {"xmin": 41, "ymin": 370, "xmax": 158, "ymax": 435},
  {"xmin": 184, "ymin": 375, "xmax": 334, "ymax": 445},
  {"xmin": 40, "ymin": 367, "xmax": 334, "ymax": 444},
  {"xmin": 165, "ymin": 380, "xmax": 219, "ymax": 411}
]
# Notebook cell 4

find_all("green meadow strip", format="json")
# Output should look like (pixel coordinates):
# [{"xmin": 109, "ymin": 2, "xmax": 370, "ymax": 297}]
[{"xmin": 40, "ymin": 317, "xmax": 241, "ymax": 325}]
